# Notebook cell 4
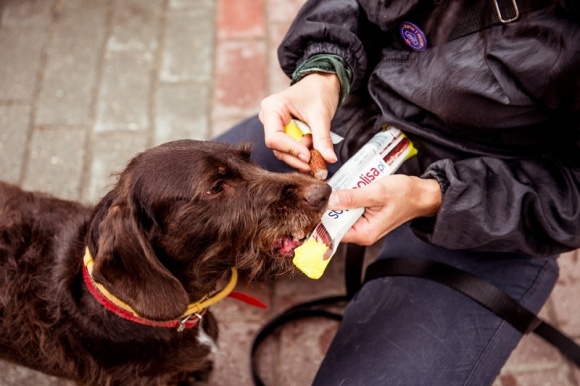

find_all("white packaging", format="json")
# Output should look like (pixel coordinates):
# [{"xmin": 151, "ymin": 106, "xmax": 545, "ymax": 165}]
[{"xmin": 293, "ymin": 127, "xmax": 416, "ymax": 279}]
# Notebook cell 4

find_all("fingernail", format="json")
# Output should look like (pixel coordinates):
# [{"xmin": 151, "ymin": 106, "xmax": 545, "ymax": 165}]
[
  {"xmin": 324, "ymin": 148, "xmax": 337, "ymax": 163},
  {"xmin": 298, "ymin": 153, "xmax": 309, "ymax": 163}
]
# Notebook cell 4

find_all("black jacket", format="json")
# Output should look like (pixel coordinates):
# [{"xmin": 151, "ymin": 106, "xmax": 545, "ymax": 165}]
[{"xmin": 278, "ymin": 0, "xmax": 580, "ymax": 257}]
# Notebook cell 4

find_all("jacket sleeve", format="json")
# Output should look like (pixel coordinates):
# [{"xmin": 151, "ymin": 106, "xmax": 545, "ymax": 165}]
[
  {"xmin": 412, "ymin": 131, "xmax": 580, "ymax": 258},
  {"xmin": 410, "ymin": 26, "xmax": 580, "ymax": 258},
  {"xmin": 277, "ymin": 0, "xmax": 400, "ymax": 91}
]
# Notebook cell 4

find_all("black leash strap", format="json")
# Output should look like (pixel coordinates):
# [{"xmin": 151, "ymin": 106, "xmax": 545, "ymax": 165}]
[
  {"xmin": 251, "ymin": 251, "xmax": 580, "ymax": 385},
  {"xmin": 250, "ymin": 243, "xmax": 364, "ymax": 386},
  {"xmin": 363, "ymin": 258, "xmax": 580, "ymax": 367},
  {"xmin": 250, "ymin": 295, "xmax": 347, "ymax": 386}
]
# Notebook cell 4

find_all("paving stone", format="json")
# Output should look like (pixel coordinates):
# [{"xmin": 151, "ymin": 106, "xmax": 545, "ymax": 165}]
[
  {"xmin": 278, "ymin": 318, "xmax": 337, "ymax": 386},
  {"xmin": 35, "ymin": 0, "xmax": 107, "ymax": 125},
  {"xmin": 84, "ymin": 132, "xmax": 148, "ymax": 204},
  {"xmin": 0, "ymin": 0, "xmax": 53, "ymax": 121},
  {"xmin": 160, "ymin": 6, "xmax": 215, "ymax": 83},
  {"xmin": 273, "ymin": 245, "xmax": 346, "ymax": 312},
  {"xmin": 22, "ymin": 126, "xmax": 87, "ymax": 201},
  {"xmin": 154, "ymin": 83, "xmax": 209, "ymax": 145},
  {"xmin": 216, "ymin": 0, "xmax": 265, "ymax": 40},
  {"xmin": 210, "ymin": 320, "xmax": 271, "ymax": 386},
  {"xmin": 0, "ymin": 0, "xmax": 55, "ymax": 28},
  {"xmin": 205, "ymin": 279, "xmax": 272, "ymax": 324},
  {"xmin": 212, "ymin": 40, "xmax": 267, "ymax": 118},
  {"xmin": 107, "ymin": 0, "xmax": 163, "ymax": 52},
  {"xmin": 169, "ymin": 0, "xmax": 215, "ymax": 10},
  {"xmin": 0, "ymin": 360, "xmax": 73, "ymax": 386},
  {"xmin": 211, "ymin": 115, "xmax": 252, "ymax": 139},
  {"xmin": 249, "ymin": 329, "xmax": 279, "ymax": 386},
  {"xmin": 549, "ymin": 251, "xmax": 580, "ymax": 336},
  {"xmin": 267, "ymin": 0, "xmax": 306, "ymax": 24},
  {"xmin": 571, "ymin": 363, "xmax": 580, "ymax": 384},
  {"xmin": 0, "ymin": 104, "xmax": 31, "ymax": 184},
  {"xmin": 265, "ymin": 0, "xmax": 303, "ymax": 101},
  {"xmin": 498, "ymin": 364, "xmax": 574, "ymax": 386},
  {"xmin": 503, "ymin": 333, "xmax": 563, "ymax": 370},
  {"xmin": 267, "ymin": 22, "xmax": 292, "ymax": 94},
  {"xmin": 95, "ymin": 50, "xmax": 153, "ymax": 132},
  {"xmin": 0, "ymin": 26, "xmax": 48, "ymax": 101}
]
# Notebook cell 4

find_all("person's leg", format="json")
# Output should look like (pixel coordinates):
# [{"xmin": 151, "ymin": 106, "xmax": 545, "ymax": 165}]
[{"xmin": 313, "ymin": 223, "xmax": 559, "ymax": 386}]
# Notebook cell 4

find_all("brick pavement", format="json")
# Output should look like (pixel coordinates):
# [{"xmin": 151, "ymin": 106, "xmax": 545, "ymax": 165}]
[{"xmin": 0, "ymin": 0, "xmax": 578, "ymax": 385}]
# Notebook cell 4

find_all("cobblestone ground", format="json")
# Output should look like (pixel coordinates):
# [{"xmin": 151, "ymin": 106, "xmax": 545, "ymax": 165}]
[{"xmin": 0, "ymin": 1, "xmax": 579, "ymax": 385}]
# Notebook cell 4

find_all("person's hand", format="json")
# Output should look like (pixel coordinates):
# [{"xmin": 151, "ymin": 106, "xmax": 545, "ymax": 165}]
[
  {"xmin": 259, "ymin": 73, "xmax": 340, "ymax": 173},
  {"xmin": 328, "ymin": 175, "xmax": 442, "ymax": 245}
]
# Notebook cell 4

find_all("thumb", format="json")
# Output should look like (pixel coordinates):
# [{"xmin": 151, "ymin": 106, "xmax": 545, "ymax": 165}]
[
  {"xmin": 312, "ymin": 133, "xmax": 337, "ymax": 164},
  {"xmin": 328, "ymin": 189, "xmax": 365, "ymax": 210}
]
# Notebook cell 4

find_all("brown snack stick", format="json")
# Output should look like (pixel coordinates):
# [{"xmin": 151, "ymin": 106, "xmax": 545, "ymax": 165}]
[{"xmin": 309, "ymin": 149, "xmax": 328, "ymax": 180}]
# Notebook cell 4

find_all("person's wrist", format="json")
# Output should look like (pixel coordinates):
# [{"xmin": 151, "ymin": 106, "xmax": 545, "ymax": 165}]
[
  {"xmin": 300, "ymin": 72, "xmax": 340, "ymax": 97},
  {"xmin": 291, "ymin": 54, "xmax": 351, "ymax": 103},
  {"xmin": 410, "ymin": 176, "xmax": 442, "ymax": 217}
]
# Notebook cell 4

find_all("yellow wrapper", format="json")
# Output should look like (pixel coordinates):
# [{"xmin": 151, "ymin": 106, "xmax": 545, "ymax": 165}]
[
  {"xmin": 284, "ymin": 120, "xmax": 305, "ymax": 141},
  {"xmin": 292, "ymin": 238, "xmax": 330, "ymax": 280}
]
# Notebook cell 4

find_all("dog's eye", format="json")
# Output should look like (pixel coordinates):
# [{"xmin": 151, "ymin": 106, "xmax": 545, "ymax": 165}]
[{"xmin": 206, "ymin": 180, "xmax": 225, "ymax": 195}]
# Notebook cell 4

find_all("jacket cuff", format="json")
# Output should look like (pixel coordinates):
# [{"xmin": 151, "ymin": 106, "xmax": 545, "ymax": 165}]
[
  {"xmin": 410, "ymin": 167, "xmax": 450, "ymax": 239},
  {"xmin": 421, "ymin": 168, "xmax": 450, "ymax": 197},
  {"xmin": 291, "ymin": 54, "xmax": 352, "ymax": 104}
]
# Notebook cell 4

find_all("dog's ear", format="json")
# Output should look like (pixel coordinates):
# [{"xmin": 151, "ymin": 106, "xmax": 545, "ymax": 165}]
[{"xmin": 92, "ymin": 201, "xmax": 190, "ymax": 321}]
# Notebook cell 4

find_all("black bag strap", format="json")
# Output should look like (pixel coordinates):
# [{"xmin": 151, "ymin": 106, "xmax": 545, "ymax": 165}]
[
  {"xmin": 250, "ymin": 243, "xmax": 363, "ymax": 386},
  {"xmin": 345, "ymin": 243, "xmax": 366, "ymax": 299},
  {"xmin": 364, "ymin": 258, "xmax": 542, "ymax": 334},
  {"xmin": 363, "ymin": 258, "xmax": 580, "ymax": 366},
  {"xmin": 250, "ymin": 297, "xmax": 346, "ymax": 386},
  {"xmin": 446, "ymin": 0, "xmax": 553, "ymax": 41},
  {"xmin": 250, "ymin": 248, "xmax": 580, "ymax": 385}
]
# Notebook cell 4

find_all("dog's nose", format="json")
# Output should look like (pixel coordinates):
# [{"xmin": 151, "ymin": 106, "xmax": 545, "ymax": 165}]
[{"xmin": 304, "ymin": 183, "xmax": 332, "ymax": 211}]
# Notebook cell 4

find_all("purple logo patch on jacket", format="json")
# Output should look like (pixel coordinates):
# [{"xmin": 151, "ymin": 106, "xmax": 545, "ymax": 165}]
[{"xmin": 400, "ymin": 22, "xmax": 427, "ymax": 51}]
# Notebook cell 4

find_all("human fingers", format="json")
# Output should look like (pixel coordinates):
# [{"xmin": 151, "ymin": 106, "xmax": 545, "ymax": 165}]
[
  {"xmin": 307, "ymin": 115, "xmax": 338, "ymax": 164},
  {"xmin": 339, "ymin": 215, "xmax": 384, "ymax": 245},
  {"xmin": 259, "ymin": 95, "xmax": 311, "ymax": 165},
  {"xmin": 332, "ymin": 176, "xmax": 442, "ymax": 244},
  {"xmin": 272, "ymin": 149, "xmax": 311, "ymax": 172},
  {"xmin": 328, "ymin": 186, "xmax": 380, "ymax": 211},
  {"xmin": 295, "ymin": 74, "xmax": 340, "ymax": 164},
  {"xmin": 326, "ymin": 185, "xmax": 387, "ymax": 245}
]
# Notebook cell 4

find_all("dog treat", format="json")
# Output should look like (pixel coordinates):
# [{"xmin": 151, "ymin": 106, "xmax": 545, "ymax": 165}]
[
  {"xmin": 284, "ymin": 119, "xmax": 337, "ymax": 181},
  {"xmin": 309, "ymin": 149, "xmax": 328, "ymax": 180},
  {"xmin": 293, "ymin": 126, "xmax": 417, "ymax": 279}
]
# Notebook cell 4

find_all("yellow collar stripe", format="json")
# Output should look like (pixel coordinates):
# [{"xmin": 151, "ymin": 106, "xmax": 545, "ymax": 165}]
[{"xmin": 83, "ymin": 247, "xmax": 238, "ymax": 320}]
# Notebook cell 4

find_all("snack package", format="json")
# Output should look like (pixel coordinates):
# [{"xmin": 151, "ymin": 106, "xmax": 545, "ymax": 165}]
[{"xmin": 292, "ymin": 127, "xmax": 417, "ymax": 279}]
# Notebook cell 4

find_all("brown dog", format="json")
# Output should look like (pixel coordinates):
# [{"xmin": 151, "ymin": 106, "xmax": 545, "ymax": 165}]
[{"xmin": 0, "ymin": 140, "xmax": 331, "ymax": 385}]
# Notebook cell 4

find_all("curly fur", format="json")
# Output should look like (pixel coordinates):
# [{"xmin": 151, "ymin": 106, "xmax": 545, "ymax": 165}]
[{"xmin": 0, "ymin": 140, "xmax": 330, "ymax": 385}]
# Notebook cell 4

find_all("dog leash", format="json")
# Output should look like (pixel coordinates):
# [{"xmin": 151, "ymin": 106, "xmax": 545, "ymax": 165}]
[{"xmin": 250, "ymin": 244, "xmax": 580, "ymax": 385}]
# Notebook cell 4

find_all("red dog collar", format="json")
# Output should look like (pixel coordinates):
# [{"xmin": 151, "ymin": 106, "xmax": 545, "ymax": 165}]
[{"xmin": 82, "ymin": 247, "xmax": 266, "ymax": 331}]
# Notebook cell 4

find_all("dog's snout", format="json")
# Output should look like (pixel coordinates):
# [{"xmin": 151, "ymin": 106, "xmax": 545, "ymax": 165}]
[{"xmin": 304, "ymin": 183, "xmax": 332, "ymax": 211}]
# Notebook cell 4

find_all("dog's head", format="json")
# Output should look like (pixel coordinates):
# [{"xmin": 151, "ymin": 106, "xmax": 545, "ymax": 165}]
[{"xmin": 86, "ymin": 140, "xmax": 331, "ymax": 320}]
